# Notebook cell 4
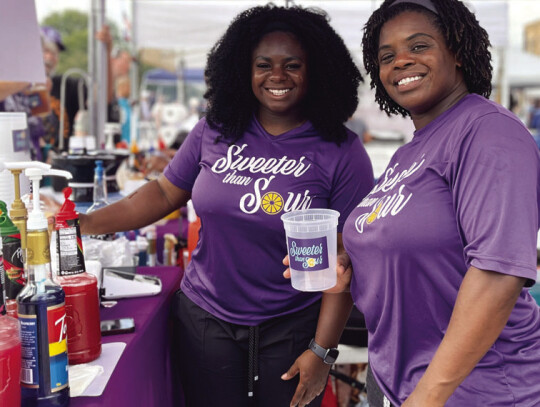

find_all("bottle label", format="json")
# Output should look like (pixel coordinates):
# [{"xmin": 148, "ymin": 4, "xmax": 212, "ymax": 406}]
[
  {"xmin": 286, "ymin": 236, "xmax": 329, "ymax": 272},
  {"xmin": 1, "ymin": 232, "xmax": 25, "ymax": 299},
  {"xmin": 19, "ymin": 314, "xmax": 40, "ymax": 387},
  {"xmin": 27, "ymin": 230, "xmax": 51, "ymax": 266},
  {"xmin": 47, "ymin": 304, "xmax": 69, "ymax": 391},
  {"xmin": 56, "ymin": 221, "xmax": 85, "ymax": 276},
  {"xmin": 19, "ymin": 303, "xmax": 69, "ymax": 392}
]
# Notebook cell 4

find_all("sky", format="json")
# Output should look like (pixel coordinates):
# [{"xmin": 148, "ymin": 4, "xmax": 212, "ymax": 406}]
[{"xmin": 35, "ymin": 0, "xmax": 540, "ymax": 50}]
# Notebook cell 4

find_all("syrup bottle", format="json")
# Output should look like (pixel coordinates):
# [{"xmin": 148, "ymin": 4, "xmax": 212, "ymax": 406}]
[
  {"xmin": 18, "ymin": 167, "xmax": 70, "ymax": 407},
  {"xmin": 87, "ymin": 160, "xmax": 109, "ymax": 213},
  {"xmin": 55, "ymin": 187, "xmax": 101, "ymax": 365},
  {"xmin": 0, "ymin": 200, "xmax": 24, "ymax": 318},
  {"xmin": 0, "ymin": 237, "xmax": 22, "ymax": 407},
  {"xmin": 86, "ymin": 160, "xmax": 115, "ymax": 241}
]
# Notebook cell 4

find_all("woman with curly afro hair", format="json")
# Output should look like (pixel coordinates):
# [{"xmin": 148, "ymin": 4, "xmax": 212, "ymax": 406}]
[
  {"xmin": 80, "ymin": 4, "xmax": 374, "ymax": 406},
  {"xmin": 339, "ymin": 0, "xmax": 540, "ymax": 406},
  {"xmin": 204, "ymin": 4, "xmax": 364, "ymax": 144}
]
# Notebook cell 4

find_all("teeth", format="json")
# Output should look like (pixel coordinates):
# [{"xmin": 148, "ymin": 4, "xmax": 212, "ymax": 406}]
[
  {"xmin": 398, "ymin": 76, "xmax": 422, "ymax": 86},
  {"xmin": 268, "ymin": 89, "xmax": 290, "ymax": 96}
]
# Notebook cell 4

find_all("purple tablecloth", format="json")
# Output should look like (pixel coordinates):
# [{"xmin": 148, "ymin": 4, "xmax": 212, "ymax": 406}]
[{"xmin": 71, "ymin": 266, "xmax": 184, "ymax": 407}]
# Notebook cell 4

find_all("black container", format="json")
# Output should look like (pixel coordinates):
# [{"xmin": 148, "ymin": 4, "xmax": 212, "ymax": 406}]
[{"xmin": 51, "ymin": 151, "xmax": 127, "ymax": 202}]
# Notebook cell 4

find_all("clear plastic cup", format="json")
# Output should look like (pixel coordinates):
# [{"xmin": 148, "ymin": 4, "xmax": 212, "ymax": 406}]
[{"xmin": 281, "ymin": 209, "xmax": 340, "ymax": 291}]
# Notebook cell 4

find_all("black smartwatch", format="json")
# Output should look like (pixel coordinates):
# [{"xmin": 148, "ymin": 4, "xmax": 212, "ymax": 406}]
[{"xmin": 308, "ymin": 338, "xmax": 339, "ymax": 364}]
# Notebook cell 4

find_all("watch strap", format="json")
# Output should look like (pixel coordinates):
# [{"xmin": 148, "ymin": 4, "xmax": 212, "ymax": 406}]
[{"xmin": 308, "ymin": 338, "xmax": 339, "ymax": 364}]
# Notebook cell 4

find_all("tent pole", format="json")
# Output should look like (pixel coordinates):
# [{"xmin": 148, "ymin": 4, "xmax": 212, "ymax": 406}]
[
  {"xmin": 87, "ymin": 0, "xmax": 96, "ymax": 141},
  {"xmin": 130, "ymin": 0, "xmax": 139, "ymax": 105},
  {"xmin": 95, "ymin": 0, "xmax": 107, "ymax": 148}
]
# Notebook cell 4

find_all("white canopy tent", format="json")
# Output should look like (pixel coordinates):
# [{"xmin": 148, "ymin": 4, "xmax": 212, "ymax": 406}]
[
  {"xmin": 492, "ymin": 47, "xmax": 540, "ymax": 88},
  {"xmin": 131, "ymin": 0, "xmax": 509, "ymax": 69},
  {"xmin": 128, "ymin": 0, "xmax": 517, "ymax": 107},
  {"xmin": 89, "ymin": 0, "xmax": 517, "ymax": 145}
]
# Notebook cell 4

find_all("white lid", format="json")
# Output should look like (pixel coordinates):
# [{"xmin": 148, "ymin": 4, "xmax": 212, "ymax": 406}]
[
  {"xmin": 27, "ymin": 210, "xmax": 48, "ymax": 231},
  {"xmin": 136, "ymin": 236, "xmax": 149, "ymax": 251},
  {"xmin": 187, "ymin": 200, "xmax": 197, "ymax": 223},
  {"xmin": 25, "ymin": 167, "xmax": 72, "ymax": 231}
]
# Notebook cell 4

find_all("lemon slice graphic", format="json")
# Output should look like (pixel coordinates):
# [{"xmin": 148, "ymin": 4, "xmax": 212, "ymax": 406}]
[
  {"xmin": 261, "ymin": 192, "xmax": 284, "ymax": 215},
  {"xmin": 306, "ymin": 258, "xmax": 316, "ymax": 267},
  {"xmin": 366, "ymin": 203, "xmax": 382, "ymax": 224}
]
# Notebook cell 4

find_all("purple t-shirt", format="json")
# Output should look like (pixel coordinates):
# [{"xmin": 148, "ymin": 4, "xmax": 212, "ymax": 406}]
[
  {"xmin": 165, "ymin": 117, "xmax": 373, "ymax": 325},
  {"xmin": 343, "ymin": 94, "xmax": 540, "ymax": 406}
]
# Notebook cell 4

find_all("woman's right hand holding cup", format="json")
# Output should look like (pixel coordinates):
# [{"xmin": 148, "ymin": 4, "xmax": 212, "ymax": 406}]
[{"xmin": 282, "ymin": 250, "xmax": 352, "ymax": 293}]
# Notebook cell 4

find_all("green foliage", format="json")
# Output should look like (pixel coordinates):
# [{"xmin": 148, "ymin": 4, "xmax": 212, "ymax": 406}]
[
  {"xmin": 41, "ymin": 9, "xmax": 88, "ymax": 37},
  {"xmin": 41, "ymin": 9, "xmax": 121, "ymax": 76}
]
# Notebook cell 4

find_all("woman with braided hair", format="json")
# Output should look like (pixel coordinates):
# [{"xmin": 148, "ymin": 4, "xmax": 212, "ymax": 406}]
[
  {"xmin": 80, "ymin": 4, "xmax": 374, "ymax": 406},
  {"xmin": 337, "ymin": 0, "xmax": 540, "ymax": 406}
]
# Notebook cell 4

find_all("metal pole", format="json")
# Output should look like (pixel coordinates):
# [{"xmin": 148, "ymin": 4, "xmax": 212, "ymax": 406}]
[
  {"xmin": 130, "ymin": 0, "xmax": 139, "ymax": 103},
  {"xmin": 498, "ymin": 46, "xmax": 510, "ymax": 109},
  {"xmin": 95, "ymin": 0, "xmax": 107, "ymax": 148},
  {"xmin": 87, "ymin": 0, "xmax": 96, "ymax": 141}
]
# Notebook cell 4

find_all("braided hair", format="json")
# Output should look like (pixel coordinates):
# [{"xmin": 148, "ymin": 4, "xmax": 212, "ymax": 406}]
[
  {"xmin": 362, "ymin": 0, "xmax": 492, "ymax": 117},
  {"xmin": 204, "ymin": 4, "xmax": 362, "ymax": 144}
]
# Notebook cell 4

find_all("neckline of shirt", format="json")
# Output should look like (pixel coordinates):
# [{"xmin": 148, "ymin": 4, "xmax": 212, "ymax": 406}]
[
  {"xmin": 412, "ymin": 93, "xmax": 475, "ymax": 141},
  {"xmin": 252, "ymin": 114, "xmax": 314, "ymax": 142}
]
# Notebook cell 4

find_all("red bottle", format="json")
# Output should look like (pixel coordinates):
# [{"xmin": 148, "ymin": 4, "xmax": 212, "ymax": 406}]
[
  {"xmin": 187, "ymin": 216, "xmax": 201, "ymax": 262},
  {"xmin": 0, "ymin": 244, "xmax": 21, "ymax": 407},
  {"xmin": 55, "ymin": 187, "xmax": 102, "ymax": 364}
]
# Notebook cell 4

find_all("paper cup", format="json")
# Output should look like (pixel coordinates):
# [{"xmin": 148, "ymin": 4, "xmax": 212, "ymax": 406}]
[{"xmin": 281, "ymin": 209, "xmax": 339, "ymax": 291}]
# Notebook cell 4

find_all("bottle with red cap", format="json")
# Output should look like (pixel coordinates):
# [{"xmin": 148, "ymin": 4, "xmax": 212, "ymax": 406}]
[{"xmin": 55, "ymin": 187, "xmax": 101, "ymax": 365}]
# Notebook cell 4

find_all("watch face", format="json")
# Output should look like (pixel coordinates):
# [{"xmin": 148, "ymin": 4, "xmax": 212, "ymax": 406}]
[{"xmin": 324, "ymin": 348, "xmax": 339, "ymax": 364}]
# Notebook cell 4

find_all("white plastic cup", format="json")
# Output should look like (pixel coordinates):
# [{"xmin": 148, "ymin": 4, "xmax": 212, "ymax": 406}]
[{"xmin": 281, "ymin": 209, "xmax": 340, "ymax": 291}]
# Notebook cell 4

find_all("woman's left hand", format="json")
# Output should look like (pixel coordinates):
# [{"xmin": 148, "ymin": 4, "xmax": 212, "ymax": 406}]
[{"xmin": 281, "ymin": 350, "xmax": 330, "ymax": 407}]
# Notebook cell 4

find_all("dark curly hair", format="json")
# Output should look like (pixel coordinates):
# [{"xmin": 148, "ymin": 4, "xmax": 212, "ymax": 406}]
[
  {"xmin": 362, "ymin": 0, "xmax": 492, "ymax": 117},
  {"xmin": 204, "ymin": 4, "xmax": 362, "ymax": 144}
]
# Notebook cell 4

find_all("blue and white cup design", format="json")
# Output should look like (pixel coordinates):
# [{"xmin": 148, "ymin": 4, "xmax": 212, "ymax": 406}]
[
  {"xmin": 281, "ymin": 208, "xmax": 339, "ymax": 292},
  {"xmin": 287, "ymin": 236, "xmax": 329, "ymax": 271}
]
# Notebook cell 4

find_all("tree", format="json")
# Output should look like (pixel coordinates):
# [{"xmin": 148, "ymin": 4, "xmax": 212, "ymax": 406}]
[
  {"xmin": 41, "ymin": 10, "xmax": 121, "ymax": 76},
  {"xmin": 42, "ymin": 10, "xmax": 89, "ymax": 75}
]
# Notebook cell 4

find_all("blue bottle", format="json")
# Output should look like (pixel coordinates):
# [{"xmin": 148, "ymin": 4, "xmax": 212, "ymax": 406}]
[{"xmin": 18, "ymin": 168, "xmax": 70, "ymax": 406}]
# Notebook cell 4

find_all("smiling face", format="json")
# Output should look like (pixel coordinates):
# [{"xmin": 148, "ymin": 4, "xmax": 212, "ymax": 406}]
[
  {"xmin": 251, "ymin": 31, "xmax": 308, "ymax": 132},
  {"xmin": 378, "ymin": 11, "xmax": 468, "ymax": 128}
]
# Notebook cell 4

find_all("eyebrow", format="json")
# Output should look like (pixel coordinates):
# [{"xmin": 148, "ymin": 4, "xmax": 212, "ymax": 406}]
[
  {"xmin": 378, "ymin": 32, "xmax": 435, "ymax": 52},
  {"xmin": 253, "ymin": 55, "xmax": 304, "ymax": 62}
]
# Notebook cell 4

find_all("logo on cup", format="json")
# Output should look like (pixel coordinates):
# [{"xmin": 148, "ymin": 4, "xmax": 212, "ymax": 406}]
[
  {"xmin": 12, "ymin": 129, "xmax": 29, "ymax": 152},
  {"xmin": 287, "ymin": 237, "xmax": 329, "ymax": 272}
]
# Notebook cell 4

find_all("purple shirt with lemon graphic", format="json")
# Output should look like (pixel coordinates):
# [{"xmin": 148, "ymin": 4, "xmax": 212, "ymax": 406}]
[
  {"xmin": 164, "ymin": 116, "xmax": 373, "ymax": 325},
  {"xmin": 343, "ymin": 94, "xmax": 540, "ymax": 406}
]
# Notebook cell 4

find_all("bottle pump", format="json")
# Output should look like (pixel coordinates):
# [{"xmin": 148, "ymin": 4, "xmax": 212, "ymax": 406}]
[
  {"xmin": 0, "ymin": 161, "xmax": 52, "ymax": 317},
  {"xmin": 1, "ymin": 161, "xmax": 51, "ymax": 264},
  {"xmin": 17, "ymin": 166, "xmax": 72, "ymax": 407}
]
